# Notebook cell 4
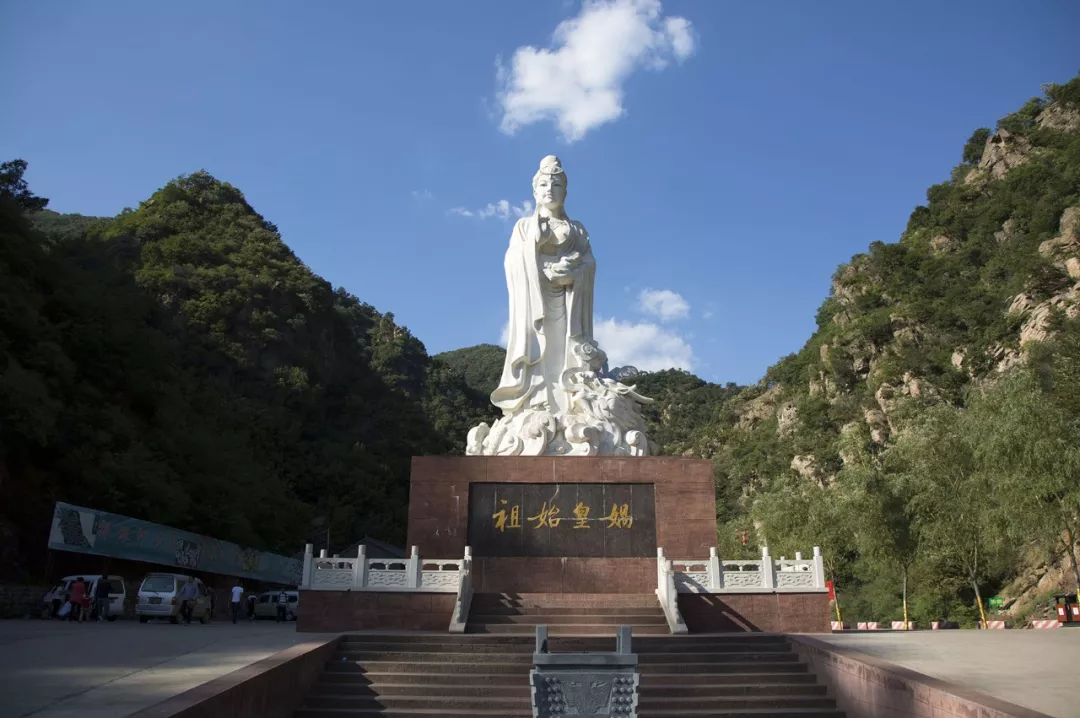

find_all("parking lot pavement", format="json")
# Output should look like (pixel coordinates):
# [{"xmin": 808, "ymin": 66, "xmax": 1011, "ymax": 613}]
[
  {"xmin": 815, "ymin": 629, "xmax": 1080, "ymax": 718},
  {"xmin": 0, "ymin": 619, "xmax": 333, "ymax": 718}
]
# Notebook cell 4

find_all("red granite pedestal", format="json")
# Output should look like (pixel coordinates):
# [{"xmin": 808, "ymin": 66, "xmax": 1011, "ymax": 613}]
[
  {"xmin": 297, "ymin": 456, "xmax": 830, "ymax": 633},
  {"xmin": 408, "ymin": 456, "xmax": 716, "ymax": 593}
]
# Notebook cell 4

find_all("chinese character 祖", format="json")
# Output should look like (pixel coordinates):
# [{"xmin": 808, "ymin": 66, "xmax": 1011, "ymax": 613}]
[
  {"xmin": 528, "ymin": 502, "xmax": 562, "ymax": 528},
  {"xmin": 602, "ymin": 503, "xmax": 633, "ymax": 529},
  {"xmin": 572, "ymin": 502, "xmax": 590, "ymax": 529},
  {"xmin": 493, "ymin": 499, "xmax": 522, "ymax": 532}
]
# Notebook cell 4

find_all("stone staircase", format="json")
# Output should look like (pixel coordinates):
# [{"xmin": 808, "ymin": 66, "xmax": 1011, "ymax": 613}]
[
  {"xmin": 466, "ymin": 592, "xmax": 671, "ymax": 635},
  {"xmin": 293, "ymin": 633, "xmax": 844, "ymax": 717}
]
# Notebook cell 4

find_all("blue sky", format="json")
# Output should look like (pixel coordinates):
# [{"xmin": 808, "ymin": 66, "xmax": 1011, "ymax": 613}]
[{"xmin": 3, "ymin": 0, "xmax": 1078, "ymax": 385}]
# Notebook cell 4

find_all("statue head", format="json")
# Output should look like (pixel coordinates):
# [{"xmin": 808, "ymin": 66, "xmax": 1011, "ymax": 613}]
[{"xmin": 532, "ymin": 155, "xmax": 567, "ymax": 213}]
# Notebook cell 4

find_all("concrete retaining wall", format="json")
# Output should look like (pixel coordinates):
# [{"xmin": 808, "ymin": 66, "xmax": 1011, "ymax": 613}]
[
  {"xmin": 128, "ymin": 636, "xmax": 340, "ymax": 718},
  {"xmin": 789, "ymin": 635, "xmax": 1054, "ymax": 718}
]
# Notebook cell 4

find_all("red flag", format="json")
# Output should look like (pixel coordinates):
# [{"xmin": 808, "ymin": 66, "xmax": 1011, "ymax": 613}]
[{"xmin": 826, "ymin": 580, "xmax": 836, "ymax": 601}]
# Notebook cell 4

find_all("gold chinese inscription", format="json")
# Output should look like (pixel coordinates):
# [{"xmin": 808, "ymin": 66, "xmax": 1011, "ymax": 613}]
[
  {"xmin": 572, "ymin": 502, "xmax": 590, "ymax": 529},
  {"xmin": 602, "ymin": 503, "xmax": 633, "ymax": 529},
  {"xmin": 492, "ymin": 499, "xmax": 633, "ymax": 531},
  {"xmin": 528, "ymin": 502, "xmax": 562, "ymax": 528},
  {"xmin": 492, "ymin": 499, "xmax": 521, "ymax": 532}
]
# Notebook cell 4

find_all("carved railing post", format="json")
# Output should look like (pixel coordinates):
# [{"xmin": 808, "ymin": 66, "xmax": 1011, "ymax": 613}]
[
  {"xmin": 407, "ymin": 545, "xmax": 421, "ymax": 588},
  {"xmin": 812, "ymin": 546, "xmax": 825, "ymax": 589},
  {"xmin": 449, "ymin": 546, "xmax": 473, "ymax": 633},
  {"xmin": 352, "ymin": 545, "xmax": 367, "ymax": 589},
  {"xmin": 708, "ymin": 547, "xmax": 722, "ymax": 590},
  {"xmin": 761, "ymin": 546, "xmax": 775, "ymax": 590},
  {"xmin": 301, "ymin": 543, "xmax": 313, "ymax": 589}
]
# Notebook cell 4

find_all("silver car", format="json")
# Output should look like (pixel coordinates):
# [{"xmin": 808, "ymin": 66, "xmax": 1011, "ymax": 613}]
[{"xmin": 136, "ymin": 573, "xmax": 211, "ymax": 624}]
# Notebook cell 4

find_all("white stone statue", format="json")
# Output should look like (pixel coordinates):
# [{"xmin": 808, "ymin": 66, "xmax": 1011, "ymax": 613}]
[{"xmin": 467, "ymin": 156, "xmax": 654, "ymax": 457}]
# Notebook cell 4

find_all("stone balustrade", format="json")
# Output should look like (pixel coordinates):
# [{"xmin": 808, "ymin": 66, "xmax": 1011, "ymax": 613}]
[
  {"xmin": 301, "ymin": 544, "xmax": 467, "ymax": 593},
  {"xmin": 662, "ymin": 546, "xmax": 827, "ymax": 594}
]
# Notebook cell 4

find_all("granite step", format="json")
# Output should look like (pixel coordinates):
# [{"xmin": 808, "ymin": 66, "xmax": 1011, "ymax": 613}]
[
  {"xmin": 471, "ymin": 593, "xmax": 661, "ymax": 608},
  {"xmin": 470, "ymin": 604, "xmax": 667, "ymax": 616},
  {"xmin": 312, "ymin": 682, "xmax": 531, "ymax": 698},
  {"xmin": 319, "ymin": 671, "xmax": 529, "ymax": 686},
  {"xmin": 295, "ymin": 709, "xmax": 532, "ymax": 717},
  {"xmin": 465, "ymin": 622, "xmax": 672, "ymax": 635},
  {"xmin": 298, "ymin": 632, "xmax": 843, "ymax": 717},
  {"xmin": 300, "ymin": 694, "xmax": 531, "ymax": 711},
  {"xmin": 469, "ymin": 612, "xmax": 669, "ymax": 625}
]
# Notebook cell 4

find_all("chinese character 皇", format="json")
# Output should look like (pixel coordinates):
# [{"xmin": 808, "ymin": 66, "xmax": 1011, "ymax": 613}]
[
  {"xmin": 602, "ymin": 503, "xmax": 633, "ymax": 529},
  {"xmin": 493, "ymin": 499, "xmax": 522, "ymax": 532},
  {"xmin": 572, "ymin": 502, "xmax": 590, "ymax": 529},
  {"xmin": 528, "ymin": 501, "xmax": 562, "ymax": 528}
]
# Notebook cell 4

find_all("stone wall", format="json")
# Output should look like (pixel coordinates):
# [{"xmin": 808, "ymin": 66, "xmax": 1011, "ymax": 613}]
[
  {"xmin": 129, "ymin": 637, "xmax": 340, "ymax": 718},
  {"xmin": 471, "ymin": 557, "xmax": 655, "ymax": 594},
  {"xmin": 409, "ymin": 456, "xmax": 717, "ymax": 559},
  {"xmin": 296, "ymin": 590, "xmax": 456, "ymax": 632},
  {"xmin": 789, "ymin": 635, "xmax": 1050, "ymax": 718},
  {"xmin": 677, "ymin": 592, "xmax": 831, "ymax": 633}
]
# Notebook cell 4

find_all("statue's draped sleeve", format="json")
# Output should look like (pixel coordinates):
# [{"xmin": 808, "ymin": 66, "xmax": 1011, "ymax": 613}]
[{"xmin": 491, "ymin": 217, "xmax": 546, "ymax": 412}]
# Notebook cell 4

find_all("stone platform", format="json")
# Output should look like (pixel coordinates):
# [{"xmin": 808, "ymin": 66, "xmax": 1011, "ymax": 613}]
[
  {"xmin": 407, "ymin": 456, "xmax": 716, "ymax": 593},
  {"xmin": 296, "ymin": 456, "xmax": 830, "ymax": 634}
]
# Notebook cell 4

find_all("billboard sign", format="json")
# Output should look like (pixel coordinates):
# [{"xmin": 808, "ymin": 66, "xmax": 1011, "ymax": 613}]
[{"xmin": 47, "ymin": 502, "xmax": 302, "ymax": 586}]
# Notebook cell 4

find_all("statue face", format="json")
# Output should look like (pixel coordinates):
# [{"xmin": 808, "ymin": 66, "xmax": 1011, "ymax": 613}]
[{"xmin": 534, "ymin": 173, "xmax": 566, "ymax": 211}]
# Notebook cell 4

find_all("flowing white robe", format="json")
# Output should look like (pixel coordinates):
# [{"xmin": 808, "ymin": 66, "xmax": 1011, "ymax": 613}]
[{"xmin": 491, "ymin": 214, "xmax": 596, "ymax": 415}]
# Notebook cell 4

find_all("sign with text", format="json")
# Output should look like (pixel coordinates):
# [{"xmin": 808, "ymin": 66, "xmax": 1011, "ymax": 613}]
[
  {"xmin": 468, "ymin": 483, "xmax": 657, "ymax": 558},
  {"xmin": 47, "ymin": 501, "xmax": 302, "ymax": 585}
]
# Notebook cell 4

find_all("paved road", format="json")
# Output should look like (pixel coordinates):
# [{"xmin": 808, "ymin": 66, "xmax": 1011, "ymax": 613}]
[
  {"xmin": 816, "ymin": 630, "xmax": 1080, "ymax": 718},
  {"xmin": 0, "ymin": 619, "xmax": 332, "ymax": 718}
]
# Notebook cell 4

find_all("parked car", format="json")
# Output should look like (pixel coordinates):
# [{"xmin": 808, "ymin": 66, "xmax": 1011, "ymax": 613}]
[
  {"xmin": 253, "ymin": 590, "xmax": 299, "ymax": 621},
  {"xmin": 136, "ymin": 573, "xmax": 211, "ymax": 624},
  {"xmin": 42, "ymin": 575, "xmax": 126, "ymax": 620}
]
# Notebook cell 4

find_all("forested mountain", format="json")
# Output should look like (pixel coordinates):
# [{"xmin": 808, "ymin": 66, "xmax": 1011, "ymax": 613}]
[
  {"xmin": 3, "ymin": 74, "xmax": 1078, "ymax": 624},
  {"xmin": 443, "ymin": 75, "xmax": 1080, "ymax": 626},
  {"xmin": 0, "ymin": 163, "xmax": 484, "ymax": 579}
]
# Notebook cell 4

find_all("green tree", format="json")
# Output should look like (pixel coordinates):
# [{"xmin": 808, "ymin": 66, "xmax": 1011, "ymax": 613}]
[
  {"xmin": 891, "ymin": 404, "xmax": 999, "ymax": 627},
  {"xmin": 0, "ymin": 159, "xmax": 49, "ymax": 213},
  {"xmin": 966, "ymin": 348, "xmax": 1080, "ymax": 604}
]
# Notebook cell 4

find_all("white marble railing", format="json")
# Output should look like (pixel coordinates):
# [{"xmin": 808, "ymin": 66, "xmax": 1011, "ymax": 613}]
[
  {"xmin": 664, "ymin": 546, "xmax": 827, "ymax": 594},
  {"xmin": 301, "ymin": 544, "xmax": 466, "ymax": 593},
  {"xmin": 655, "ymin": 551, "xmax": 688, "ymax": 634}
]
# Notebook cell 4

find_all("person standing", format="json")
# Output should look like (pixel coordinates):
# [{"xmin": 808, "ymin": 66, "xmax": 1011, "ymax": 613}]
[
  {"xmin": 247, "ymin": 591, "xmax": 257, "ymax": 622},
  {"xmin": 94, "ymin": 577, "xmax": 111, "ymax": 622},
  {"xmin": 230, "ymin": 581, "xmax": 243, "ymax": 624},
  {"xmin": 275, "ymin": 589, "xmax": 289, "ymax": 623},
  {"xmin": 177, "ymin": 578, "xmax": 198, "ymax": 625},
  {"xmin": 69, "ymin": 577, "xmax": 88, "ymax": 622}
]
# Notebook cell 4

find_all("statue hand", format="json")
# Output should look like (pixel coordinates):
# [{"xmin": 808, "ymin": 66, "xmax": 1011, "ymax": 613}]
[{"xmin": 543, "ymin": 261, "xmax": 576, "ymax": 286}]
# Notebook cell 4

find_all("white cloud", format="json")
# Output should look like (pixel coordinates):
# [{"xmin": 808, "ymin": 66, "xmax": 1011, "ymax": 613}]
[
  {"xmin": 702, "ymin": 310, "xmax": 714, "ymax": 319},
  {"xmin": 450, "ymin": 199, "xmax": 533, "ymax": 221},
  {"xmin": 595, "ymin": 317, "xmax": 694, "ymax": 372},
  {"xmin": 638, "ymin": 288, "xmax": 690, "ymax": 321},
  {"xmin": 411, "ymin": 189, "xmax": 433, "ymax": 201},
  {"xmin": 496, "ymin": 0, "xmax": 695, "ymax": 142},
  {"xmin": 499, "ymin": 320, "xmax": 510, "ymax": 348}
]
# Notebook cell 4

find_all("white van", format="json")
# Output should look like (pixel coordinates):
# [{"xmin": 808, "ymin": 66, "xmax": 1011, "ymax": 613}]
[
  {"xmin": 136, "ymin": 573, "xmax": 211, "ymax": 624},
  {"xmin": 253, "ymin": 590, "xmax": 299, "ymax": 620},
  {"xmin": 43, "ymin": 575, "xmax": 126, "ymax": 620}
]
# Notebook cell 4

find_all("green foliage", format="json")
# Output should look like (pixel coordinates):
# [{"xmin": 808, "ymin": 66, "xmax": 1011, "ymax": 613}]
[
  {"xmin": 434, "ymin": 344, "xmax": 507, "ymax": 398},
  {"xmin": 0, "ymin": 165, "xmax": 493, "ymax": 580},
  {"xmin": 0, "ymin": 160, "xmax": 48, "ymax": 213},
  {"xmin": 1042, "ymin": 74, "xmax": 1080, "ymax": 105},
  {"xmin": 962, "ymin": 128, "xmax": 991, "ymax": 165}
]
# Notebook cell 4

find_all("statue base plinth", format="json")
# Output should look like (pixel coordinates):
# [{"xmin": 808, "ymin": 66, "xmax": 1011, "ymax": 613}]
[{"xmin": 406, "ymin": 456, "xmax": 715, "ymax": 594}]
